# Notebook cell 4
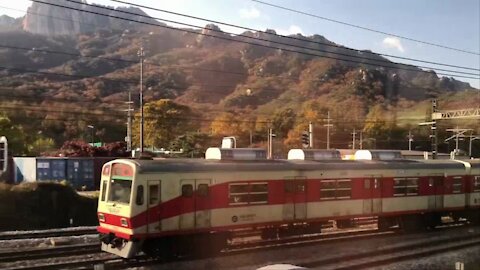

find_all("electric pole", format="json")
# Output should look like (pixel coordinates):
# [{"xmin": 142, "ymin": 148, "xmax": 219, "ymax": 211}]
[
  {"xmin": 431, "ymin": 99, "xmax": 438, "ymax": 159},
  {"xmin": 359, "ymin": 131, "xmax": 363, "ymax": 150},
  {"xmin": 351, "ymin": 128, "xmax": 357, "ymax": 150},
  {"xmin": 125, "ymin": 90, "xmax": 133, "ymax": 152},
  {"xmin": 324, "ymin": 111, "xmax": 332, "ymax": 149},
  {"xmin": 138, "ymin": 47, "xmax": 145, "ymax": 153},
  {"xmin": 407, "ymin": 130, "xmax": 414, "ymax": 151},
  {"xmin": 309, "ymin": 122, "xmax": 313, "ymax": 148}
]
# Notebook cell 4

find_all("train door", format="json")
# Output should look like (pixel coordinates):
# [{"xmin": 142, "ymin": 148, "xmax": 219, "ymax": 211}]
[
  {"xmin": 283, "ymin": 177, "xmax": 307, "ymax": 221},
  {"xmin": 195, "ymin": 179, "xmax": 211, "ymax": 228},
  {"xmin": 147, "ymin": 180, "xmax": 161, "ymax": 233},
  {"xmin": 428, "ymin": 176, "xmax": 444, "ymax": 210},
  {"xmin": 179, "ymin": 179, "xmax": 211, "ymax": 230},
  {"xmin": 363, "ymin": 177, "xmax": 382, "ymax": 214}
]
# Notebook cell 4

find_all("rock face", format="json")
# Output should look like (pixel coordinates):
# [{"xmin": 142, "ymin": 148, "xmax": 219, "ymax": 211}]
[
  {"xmin": 0, "ymin": 15, "xmax": 22, "ymax": 31},
  {"xmin": 0, "ymin": 15, "xmax": 16, "ymax": 26},
  {"xmin": 22, "ymin": 0, "xmax": 156, "ymax": 36}
]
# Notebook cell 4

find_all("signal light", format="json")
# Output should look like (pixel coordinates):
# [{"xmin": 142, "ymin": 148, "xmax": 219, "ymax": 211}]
[{"xmin": 301, "ymin": 131, "xmax": 310, "ymax": 148}]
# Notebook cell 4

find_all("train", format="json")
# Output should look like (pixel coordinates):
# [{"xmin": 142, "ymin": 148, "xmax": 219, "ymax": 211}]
[{"xmin": 97, "ymin": 148, "xmax": 480, "ymax": 258}]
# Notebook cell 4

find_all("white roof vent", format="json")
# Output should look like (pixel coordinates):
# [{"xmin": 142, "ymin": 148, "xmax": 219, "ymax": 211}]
[
  {"xmin": 205, "ymin": 148, "xmax": 267, "ymax": 160},
  {"xmin": 354, "ymin": 150, "xmax": 403, "ymax": 160},
  {"xmin": 288, "ymin": 149, "xmax": 341, "ymax": 160}
]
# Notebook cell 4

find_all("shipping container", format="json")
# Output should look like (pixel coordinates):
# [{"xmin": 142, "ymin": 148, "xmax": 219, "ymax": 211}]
[
  {"xmin": 36, "ymin": 158, "xmax": 67, "ymax": 181},
  {"xmin": 67, "ymin": 158, "xmax": 94, "ymax": 190},
  {"xmin": 13, "ymin": 157, "xmax": 37, "ymax": 184}
]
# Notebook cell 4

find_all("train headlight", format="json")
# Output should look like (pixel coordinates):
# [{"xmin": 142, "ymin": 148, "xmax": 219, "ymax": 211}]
[
  {"xmin": 120, "ymin": 218, "xmax": 129, "ymax": 227},
  {"xmin": 98, "ymin": 213, "xmax": 105, "ymax": 222}
]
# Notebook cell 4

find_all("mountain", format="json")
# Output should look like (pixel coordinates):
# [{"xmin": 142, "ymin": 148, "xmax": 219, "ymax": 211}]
[
  {"xmin": 23, "ymin": 0, "xmax": 158, "ymax": 36},
  {"xmin": 0, "ymin": 15, "xmax": 22, "ymax": 31},
  {"xmin": 0, "ymin": 2, "xmax": 477, "ymax": 152}
]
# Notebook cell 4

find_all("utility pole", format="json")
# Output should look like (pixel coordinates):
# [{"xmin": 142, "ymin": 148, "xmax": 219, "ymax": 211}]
[
  {"xmin": 309, "ymin": 122, "xmax": 314, "ymax": 148},
  {"xmin": 351, "ymin": 128, "xmax": 357, "ymax": 150},
  {"xmin": 324, "ymin": 111, "xmax": 332, "ymax": 149},
  {"xmin": 407, "ymin": 130, "xmax": 414, "ymax": 151},
  {"xmin": 445, "ymin": 127, "xmax": 472, "ymax": 155},
  {"xmin": 125, "ymin": 90, "xmax": 133, "ymax": 152},
  {"xmin": 468, "ymin": 133, "xmax": 480, "ymax": 158},
  {"xmin": 431, "ymin": 99, "xmax": 438, "ymax": 159},
  {"xmin": 267, "ymin": 128, "xmax": 275, "ymax": 159},
  {"xmin": 138, "ymin": 47, "xmax": 145, "ymax": 153},
  {"xmin": 359, "ymin": 131, "xmax": 363, "ymax": 150}
]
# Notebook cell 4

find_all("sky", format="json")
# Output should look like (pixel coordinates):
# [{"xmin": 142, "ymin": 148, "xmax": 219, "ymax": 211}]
[{"xmin": 1, "ymin": 0, "xmax": 479, "ymax": 88}]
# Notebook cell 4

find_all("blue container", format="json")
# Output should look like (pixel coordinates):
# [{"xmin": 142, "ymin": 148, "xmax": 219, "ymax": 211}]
[
  {"xmin": 67, "ymin": 158, "xmax": 94, "ymax": 190},
  {"xmin": 36, "ymin": 158, "xmax": 67, "ymax": 181}
]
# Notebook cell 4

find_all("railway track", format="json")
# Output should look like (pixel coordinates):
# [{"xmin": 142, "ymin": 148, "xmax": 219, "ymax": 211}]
[
  {"xmin": 0, "ymin": 227, "xmax": 97, "ymax": 241},
  {"xmin": 3, "ymin": 224, "xmax": 476, "ymax": 270},
  {"xmin": 300, "ymin": 228, "xmax": 480, "ymax": 269},
  {"xmin": 0, "ymin": 243, "xmax": 101, "ymax": 263}
]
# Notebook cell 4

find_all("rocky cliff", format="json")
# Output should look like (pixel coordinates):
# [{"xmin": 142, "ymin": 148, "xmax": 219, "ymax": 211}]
[{"xmin": 23, "ymin": 0, "xmax": 156, "ymax": 36}]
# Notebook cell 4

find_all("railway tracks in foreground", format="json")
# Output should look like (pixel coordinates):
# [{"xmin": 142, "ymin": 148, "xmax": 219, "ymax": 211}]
[
  {"xmin": 0, "ymin": 227, "xmax": 97, "ymax": 241},
  {"xmin": 300, "ymin": 228, "xmax": 480, "ymax": 269},
  {"xmin": 3, "ymin": 225, "xmax": 478, "ymax": 270}
]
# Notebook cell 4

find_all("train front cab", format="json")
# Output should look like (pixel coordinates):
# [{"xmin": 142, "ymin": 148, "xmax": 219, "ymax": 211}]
[{"xmin": 97, "ymin": 160, "xmax": 143, "ymax": 258}]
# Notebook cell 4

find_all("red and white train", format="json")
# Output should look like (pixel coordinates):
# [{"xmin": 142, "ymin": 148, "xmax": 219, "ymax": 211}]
[{"xmin": 97, "ymin": 148, "xmax": 480, "ymax": 258}]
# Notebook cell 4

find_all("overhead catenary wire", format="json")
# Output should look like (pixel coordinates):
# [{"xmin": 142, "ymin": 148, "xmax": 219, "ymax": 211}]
[
  {"xmin": 0, "ymin": 104, "xmax": 436, "ymax": 126},
  {"xmin": 60, "ymin": 0, "xmax": 480, "ymax": 78},
  {"xmin": 252, "ymin": 0, "xmax": 480, "ymax": 56},
  {"xmin": 2, "ymin": 3, "xmax": 478, "ymax": 77},
  {"xmin": 29, "ymin": 0, "xmax": 480, "ymax": 80},
  {"xmin": 111, "ymin": 0, "xmax": 480, "ymax": 72}
]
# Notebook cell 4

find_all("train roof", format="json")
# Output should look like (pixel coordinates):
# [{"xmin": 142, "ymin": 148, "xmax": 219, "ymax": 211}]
[{"xmin": 115, "ymin": 158, "xmax": 467, "ymax": 174}]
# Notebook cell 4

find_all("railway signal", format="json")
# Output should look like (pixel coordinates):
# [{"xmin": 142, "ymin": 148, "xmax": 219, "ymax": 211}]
[
  {"xmin": 0, "ymin": 136, "xmax": 7, "ymax": 174},
  {"xmin": 301, "ymin": 131, "xmax": 310, "ymax": 148}
]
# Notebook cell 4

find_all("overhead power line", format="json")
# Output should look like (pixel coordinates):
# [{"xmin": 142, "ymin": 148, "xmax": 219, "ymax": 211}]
[
  {"xmin": 30, "ymin": 0, "xmax": 479, "ymax": 80},
  {"xmin": 0, "ymin": 104, "xmax": 434, "ymax": 125},
  {"xmin": 61, "ymin": 0, "xmax": 479, "ymax": 78},
  {"xmin": 3, "ymin": 3, "xmax": 478, "ymax": 75},
  {"xmin": 252, "ymin": 0, "xmax": 480, "ymax": 56},
  {"xmin": 112, "ymin": 0, "xmax": 480, "ymax": 72}
]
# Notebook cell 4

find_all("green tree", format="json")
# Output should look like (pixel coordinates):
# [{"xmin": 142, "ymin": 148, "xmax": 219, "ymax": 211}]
[
  {"xmin": 132, "ymin": 99, "xmax": 193, "ymax": 148},
  {"xmin": 272, "ymin": 108, "xmax": 296, "ymax": 138},
  {"xmin": 0, "ymin": 114, "xmax": 27, "ymax": 155},
  {"xmin": 28, "ymin": 137, "xmax": 55, "ymax": 156},
  {"xmin": 169, "ymin": 132, "xmax": 211, "ymax": 157}
]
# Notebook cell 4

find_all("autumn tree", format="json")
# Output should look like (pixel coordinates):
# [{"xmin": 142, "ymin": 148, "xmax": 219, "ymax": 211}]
[{"xmin": 132, "ymin": 99, "xmax": 194, "ymax": 148}]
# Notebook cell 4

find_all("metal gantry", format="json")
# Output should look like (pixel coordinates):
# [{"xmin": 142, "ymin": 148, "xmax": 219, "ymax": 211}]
[{"xmin": 432, "ymin": 108, "xmax": 480, "ymax": 120}]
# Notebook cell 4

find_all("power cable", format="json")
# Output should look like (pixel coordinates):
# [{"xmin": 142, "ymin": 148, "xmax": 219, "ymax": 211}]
[
  {"xmin": 252, "ymin": 0, "xmax": 480, "ymax": 56},
  {"xmin": 30, "ymin": 0, "xmax": 480, "ymax": 79},
  {"xmin": 113, "ymin": 0, "xmax": 480, "ymax": 71}
]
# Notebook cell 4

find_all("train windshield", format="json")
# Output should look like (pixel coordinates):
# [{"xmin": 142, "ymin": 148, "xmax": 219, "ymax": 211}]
[
  {"xmin": 109, "ymin": 179, "xmax": 132, "ymax": 204},
  {"xmin": 109, "ymin": 163, "xmax": 134, "ymax": 204}
]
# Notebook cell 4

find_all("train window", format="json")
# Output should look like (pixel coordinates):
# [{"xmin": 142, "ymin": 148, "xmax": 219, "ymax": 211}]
[
  {"xmin": 136, "ymin": 185, "xmax": 144, "ymax": 205},
  {"xmin": 182, "ymin": 184, "xmax": 193, "ymax": 197},
  {"xmin": 394, "ymin": 178, "xmax": 418, "ymax": 196},
  {"xmin": 198, "ymin": 184, "xmax": 209, "ymax": 197},
  {"xmin": 250, "ymin": 183, "xmax": 268, "ymax": 204},
  {"xmin": 149, "ymin": 185, "xmax": 159, "ymax": 205},
  {"xmin": 100, "ymin": 181, "xmax": 107, "ymax": 201},
  {"xmin": 474, "ymin": 176, "xmax": 480, "ymax": 192},
  {"xmin": 320, "ymin": 179, "xmax": 351, "ymax": 200},
  {"xmin": 229, "ymin": 183, "xmax": 268, "ymax": 205},
  {"xmin": 452, "ymin": 177, "xmax": 462, "ymax": 193}
]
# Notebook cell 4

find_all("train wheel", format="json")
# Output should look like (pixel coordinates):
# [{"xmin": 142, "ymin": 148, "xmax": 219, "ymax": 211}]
[
  {"xmin": 336, "ymin": 219, "xmax": 354, "ymax": 229},
  {"xmin": 400, "ymin": 215, "xmax": 426, "ymax": 232},
  {"xmin": 378, "ymin": 217, "xmax": 398, "ymax": 231},
  {"xmin": 261, "ymin": 227, "xmax": 278, "ymax": 240}
]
